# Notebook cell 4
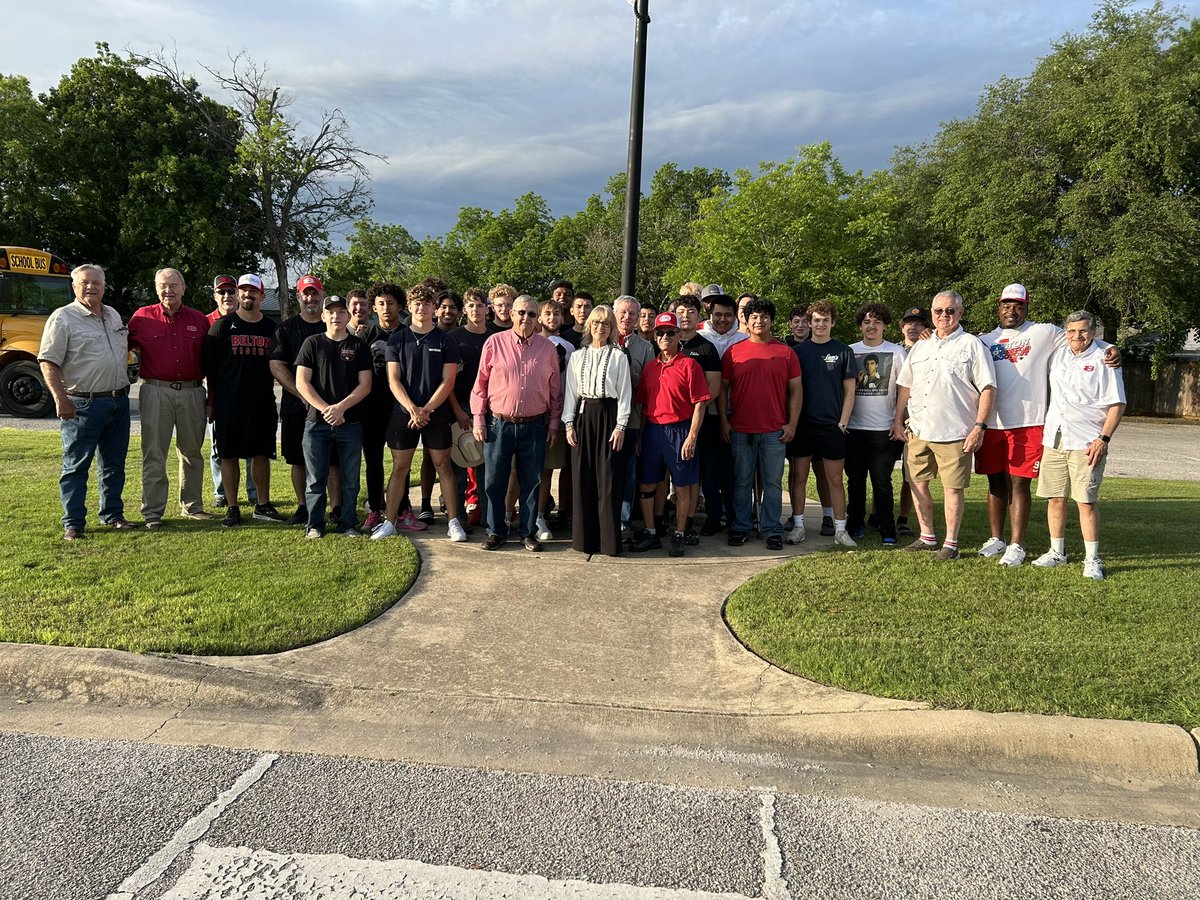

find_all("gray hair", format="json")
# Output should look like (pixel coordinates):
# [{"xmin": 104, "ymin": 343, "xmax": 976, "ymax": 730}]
[
  {"xmin": 513, "ymin": 294, "xmax": 538, "ymax": 308},
  {"xmin": 1064, "ymin": 310, "xmax": 1095, "ymax": 329},
  {"xmin": 613, "ymin": 294, "xmax": 639, "ymax": 311},
  {"xmin": 155, "ymin": 267, "xmax": 186, "ymax": 285},
  {"xmin": 933, "ymin": 290, "xmax": 964, "ymax": 309},
  {"xmin": 71, "ymin": 263, "xmax": 105, "ymax": 284}
]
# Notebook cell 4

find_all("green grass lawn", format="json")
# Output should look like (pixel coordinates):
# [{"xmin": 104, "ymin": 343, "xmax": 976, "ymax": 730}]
[
  {"xmin": 0, "ymin": 430, "xmax": 419, "ymax": 656},
  {"xmin": 727, "ymin": 475, "xmax": 1200, "ymax": 728}
]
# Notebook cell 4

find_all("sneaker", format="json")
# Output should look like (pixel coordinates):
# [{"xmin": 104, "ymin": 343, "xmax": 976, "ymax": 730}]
[
  {"xmin": 820, "ymin": 515, "xmax": 835, "ymax": 536},
  {"xmin": 849, "ymin": 525, "xmax": 865, "ymax": 539},
  {"xmin": 522, "ymin": 535, "xmax": 543, "ymax": 552},
  {"xmin": 785, "ymin": 523, "xmax": 806, "ymax": 545},
  {"xmin": 668, "ymin": 532, "xmax": 685, "ymax": 557},
  {"xmin": 338, "ymin": 527, "xmax": 363, "ymax": 538},
  {"xmin": 901, "ymin": 538, "xmax": 937, "ymax": 552},
  {"xmin": 882, "ymin": 536, "xmax": 898, "ymax": 546},
  {"xmin": 700, "ymin": 517, "xmax": 724, "ymax": 536},
  {"xmin": 684, "ymin": 529, "xmax": 700, "ymax": 546},
  {"xmin": 144, "ymin": 520, "xmax": 163, "ymax": 530},
  {"xmin": 418, "ymin": 505, "xmax": 435, "ymax": 524},
  {"xmin": 253, "ymin": 503, "xmax": 287, "ymax": 523},
  {"xmin": 448, "ymin": 518, "xmax": 468, "ymax": 542},
  {"xmin": 1032, "ymin": 548, "xmax": 1069, "ymax": 568},
  {"xmin": 370, "ymin": 520, "xmax": 397, "ymax": 541},
  {"xmin": 284, "ymin": 506, "xmax": 308, "ymax": 527},
  {"xmin": 106, "ymin": 518, "xmax": 137, "ymax": 530},
  {"xmin": 213, "ymin": 496, "xmax": 228, "ymax": 509},
  {"xmin": 305, "ymin": 527, "xmax": 323, "ymax": 540},
  {"xmin": 362, "ymin": 510, "xmax": 384, "ymax": 532},
  {"xmin": 934, "ymin": 546, "xmax": 960, "ymax": 562},
  {"xmin": 897, "ymin": 520, "xmax": 913, "ymax": 539},
  {"xmin": 833, "ymin": 530, "xmax": 857, "ymax": 548},
  {"xmin": 535, "ymin": 515, "xmax": 553, "ymax": 542},
  {"xmin": 999, "ymin": 544, "xmax": 1026, "ymax": 567},
  {"xmin": 727, "ymin": 531, "xmax": 750, "ymax": 547},
  {"xmin": 630, "ymin": 530, "xmax": 662, "ymax": 552},
  {"xmin": 396, "ymin": 510, "xmax": 429, "ymax": 532},
  {"xmin": 765, "ymin": 534, "xmax": 783, "ymax": 551},
  {"xmin": 181, "ymin": 510, "xmax": 214, "ymax": 520},
  {"xmin": 978, "ymin": 536, "xmax": 1007, "ymax": 558},
  {"xmin": 1083, "ymin": 557, "xmax": 1105, "ymax": 581},
  {"xmin": 222, "ymin": 506, "xmax": 242, "ymax": 528}
]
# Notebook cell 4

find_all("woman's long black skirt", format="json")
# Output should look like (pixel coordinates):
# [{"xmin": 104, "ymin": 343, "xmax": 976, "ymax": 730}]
[{"xmin": 571, "ymin": 397, "xmax": 623, "ymax": 556}]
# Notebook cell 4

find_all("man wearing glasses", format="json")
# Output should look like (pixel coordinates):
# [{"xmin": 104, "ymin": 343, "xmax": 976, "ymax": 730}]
[
  {"xmin": 206, "ymin": 275, "xmax": 254, "ymax": 509},
  {"xmin": 629, "ymin": 312, "xmax": 710, "ymax": 557},
  {"xmin": 891, "ymin": 290, "xmax": 996, "ymax": 560},
  {"xmin": 471, "ymin": 295, "xmax": 562, "ymax": 551}
]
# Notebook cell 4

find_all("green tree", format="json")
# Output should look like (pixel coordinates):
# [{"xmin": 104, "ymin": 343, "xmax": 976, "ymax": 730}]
[{"xmin": 314, "ymin": 219, "xmax": 422, "ymax": 295}]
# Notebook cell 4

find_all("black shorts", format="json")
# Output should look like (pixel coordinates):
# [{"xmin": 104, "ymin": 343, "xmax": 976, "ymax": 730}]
[
  {"xmin": 215, "ymin": 399, "xmax": 278, "ymax": 461},
  {"xmin": 386, "ymin": 409, "xmax": 452, "ymax": 452},
  {"xmin": 788, "ymin": 422, "xmax": 846, "ymax": 461},
  {"xmin": 280, "ymin": 411, "xmax": 306, "ymax": 465}
]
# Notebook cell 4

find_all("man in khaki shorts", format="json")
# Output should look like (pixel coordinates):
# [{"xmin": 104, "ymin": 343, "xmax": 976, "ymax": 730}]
[
  {"xmin": 891, "ymin": 290, "xmax": 996, "ymax": 560},
  {"xmin": 1030, "ymin": 311, "xmax": 1125, "ymax": 581}
]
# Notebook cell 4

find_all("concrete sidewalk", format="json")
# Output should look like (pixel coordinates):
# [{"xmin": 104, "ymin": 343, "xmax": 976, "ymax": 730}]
[{"xmin": 2, "ymin": 520, "xmax": 1197, "ymax": 807}]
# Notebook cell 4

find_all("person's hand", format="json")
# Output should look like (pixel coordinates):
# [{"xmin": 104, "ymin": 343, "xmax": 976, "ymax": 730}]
[
  {"xmin": 1102, "ymin": 345, "xmax": 1121, "ymax": 369},
  {"xmin": 55, "ymin": 396, "xmax": 77, "ymax": 420},
  {"xmin": 610, "ymin": 428, "xmax": 625, "ymax": 452},
  {"xmin": 681, "ymin": 433, "xmax": 697, "ymax": 461},
  {"xmin": 780, "ymin": 423, "xmax": 796, "ymax": 444},
  {"xmin": 565, "ymin": 425, "xmax": 577, "ymax": 448},
  {"xmin": 473, "ymin": 423, "xmax": 486, "ymax": 443},
  {"xmin": 548, "ymin": 430, "xmax": 559, "ymax": 449},
  {"xmin": 720, "ymin": 419, "xmax": 732, "ymax": 443},
  {"xmin": 890, "ymin": 422, "xmax": 908, "ymax": 442},
  {"xmin": 963, "ymin": 426, "xmax": 985, "ymax": 453},
  {"xmin": 1086, "ymin": 437, "xmax": 1109, "ymax": 467},
  {"xmin": 457, "ymin": 411, "xmax": 472, "ymax": 432}
]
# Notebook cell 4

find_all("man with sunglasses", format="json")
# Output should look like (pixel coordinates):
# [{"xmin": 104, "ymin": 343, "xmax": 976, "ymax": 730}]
[{"xmin": 892, "ymin": 290, "xmax": 996, "ymax": 561}]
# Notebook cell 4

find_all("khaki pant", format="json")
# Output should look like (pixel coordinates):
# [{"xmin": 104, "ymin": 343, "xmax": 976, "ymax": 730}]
[{"xmin": 140, "ymin": 382, "xmax": 207, "ymax": 521}]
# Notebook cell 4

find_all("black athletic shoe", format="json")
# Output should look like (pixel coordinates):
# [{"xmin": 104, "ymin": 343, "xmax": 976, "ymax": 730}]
[
  {"xmin": 222, "ymin": 506, "xmax": 241, "ymax": 528},
  {"xmin": 284, "ymin": 506, "xmax": 308, "ymax": 527},
  {"xmin": 418, "ymin": 505, "xmax": 435, "ymax": 524},
  {"xmin": 699, "ymin": 517, "xmax": 724, "ymax": 536},
  {"xmin": 820, "ymin": 515, "xmax": 835, "ymax": 536},
  {"xmin": 668, "ymin": 532, "xmax": 685, "ymax": 557},
  {"xmin": 684, "ymin": 529, "xmax": 700, "ymax": 546},
  {"xmin": 765, "ymin": 534, "xmax": 784, "ymax": 551},
  {"xmin": 253, "ymin": 503, "xmax": 287, "ymax": 523},
  {"xmin": 727, "ymin": 531, "xmax": 750, "ymax": 547},
  {"xmin": 630, "ymin": 530, "xmax": 662, "ymax": 552}
]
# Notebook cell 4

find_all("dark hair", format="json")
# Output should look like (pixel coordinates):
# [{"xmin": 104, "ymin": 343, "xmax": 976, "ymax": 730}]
[
  {"xmin": 737, "ymin": 292, "xmax": 757, "ymax": 302},
  {"xmin": 855, "ymin": 302, "xmax": 892, "ymax": 326},
  {"xmin": 641, "ymin": 299, "xmax": 659, "ymax": 312},
  {"xmin": 549, "ymin": 279, "xmax": 574, "ymax": 297},
  {"xmin": 674, "ymin": 293, "xmax": 702, "ymax": 313},
  {"xmin": 708, "ymin": 294, "xmax": 736, "ymax": 312},
  {"xmin": 420, "ymin": 276, "xmax": 449, "ymax": 294},
  {"xmin": 743, "ymin": 298, "xmax": 776, "ymax": 321},
  {"xmin": 574, "ymin": 290, "xmax": 594, "ymax": 303},
  {"xmin": 437, "ymin": 289, "xmax": 463, "ymax": 311},
  {"xmin": 788, "ymin": 305, "xmax": 808, "ymax": 321},
  {"xmin": 463, "ymin": 287, "xmax": 487, "ymax": 305},
  {"xmin": 367, "ymin": 282, "xmax": 406, "ymax": 304},
  {"xmin": 864, "ymin": 353, "xmax": 879, "ymax": 367},
  {"xmin": 347, "ymin": 288, "xmax": 368, "ymax": 301}
]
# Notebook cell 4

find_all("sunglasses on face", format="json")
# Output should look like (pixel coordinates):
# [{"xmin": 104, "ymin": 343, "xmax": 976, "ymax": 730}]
[
  {"xmin": 512, "ymin": 310, "xmax": 537, "ymax": 318},
  {"xmin": 655, "ymin": 330, "xmax": 677, "ymax": 338},
  {"xmin": 931, "ymin": 308, "xmax": 960, "ymax": 316}
]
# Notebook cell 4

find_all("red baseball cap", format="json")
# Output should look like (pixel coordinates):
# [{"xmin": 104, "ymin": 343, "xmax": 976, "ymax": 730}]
[
  {"xmin": 653, "ymin": 312, "xmax": 679, "ymax": 330},
  {"xmin": 212, "ymin": 274, "xmax": 236, "ymax": 291},
  {"xmin": 297, "ymin": 274, "xmax": 324, "ymax": 293}
]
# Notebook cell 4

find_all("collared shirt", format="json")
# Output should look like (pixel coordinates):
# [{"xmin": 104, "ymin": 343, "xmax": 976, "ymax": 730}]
[
  {"xmin": 38, "ymin": 300, "xmax": 130, "ymax": 394},
  {"xmin": 897, "ymin": 326, "xmax": 996, "ymax": 442},
  {"xmin": 471, "ymin": 329, "xmax": 562, "ymax": 432},
  {"xmin": 1043, "ymin": 341, "xmax": 1126, "ymax": 450},
  {"xmin": 637, "ymin": 353, "xmax": 710, "ymax": 425},
  {"xmin": 127, "ymin": 302, "xmax": 209, "ymax": 382},
  {"xmin": 619, "ymin": 332, "xmax": 654, "ymax": 430},
  {"xmin": 562, "ymin": 344, "xmax": 632, "ymax": 429},
  {"xmin": 700, "ymin": 326, "xmax": 748, "ymax": 359}
]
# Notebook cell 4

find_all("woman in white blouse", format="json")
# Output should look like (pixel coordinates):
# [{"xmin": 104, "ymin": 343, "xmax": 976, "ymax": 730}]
[{"xmin": 562, "ymin": 305, "xmax": 632, "ymax": 556}]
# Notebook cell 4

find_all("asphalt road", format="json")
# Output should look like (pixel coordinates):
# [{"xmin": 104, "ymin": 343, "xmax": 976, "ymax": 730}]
[{"xmin": 3, "ymin": 732, "xmax": 1197, "ymax": 900}]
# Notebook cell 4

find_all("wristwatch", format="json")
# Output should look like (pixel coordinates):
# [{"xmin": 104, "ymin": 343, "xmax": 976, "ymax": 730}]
[{"xmin": 974, "ymin": 422, "xmax": 987, "ymax": 430}]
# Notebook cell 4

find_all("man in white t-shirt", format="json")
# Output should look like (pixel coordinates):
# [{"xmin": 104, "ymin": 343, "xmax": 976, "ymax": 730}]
[
  {"xmin": 975, "ymin": 283, "xmax": 1119, "ymax": 567},
  {"xmin": 846, "ymin": 302, "xmax": 906, "ymax": 544},
  {"xmin": 1031, "ymin": 311, "xmax": 1125, "ymax": 581},
  {"xmin": 892, "ymin": 290, "xmax": 996, "ymax": 561}
]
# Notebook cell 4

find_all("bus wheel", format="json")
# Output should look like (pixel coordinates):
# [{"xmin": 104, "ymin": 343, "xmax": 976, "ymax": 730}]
[{"xmin": 0, "ymin": 360, "xmax": 54, "ymax": 418}]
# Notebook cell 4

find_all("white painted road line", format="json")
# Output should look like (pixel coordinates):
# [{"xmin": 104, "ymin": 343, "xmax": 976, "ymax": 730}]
[
  {"xmin": 159, "ymin": 844, "xmax": 755, "ymax": 899},
  {"xmin": 758, "ymin": 792, "xmax": 791, "ymax": 900},
  {"xmin": 107, "ymin": 753, "xmax": 278, "ymax": 900}
]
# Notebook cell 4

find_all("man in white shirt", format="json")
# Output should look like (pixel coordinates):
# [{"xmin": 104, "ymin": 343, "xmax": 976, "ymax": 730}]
[
  {"xmin": 892, "ymin": 290, "xmax": 996, "ymax": 561},
  {"xmin": 1031, "ymin": 311, "xmax": 1125, "ymax": 581}
]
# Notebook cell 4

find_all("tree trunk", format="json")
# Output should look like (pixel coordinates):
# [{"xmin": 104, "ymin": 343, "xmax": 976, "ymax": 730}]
[{"xmin": 272, "ymin": 253, "xmax": 290, "ymax": 321}]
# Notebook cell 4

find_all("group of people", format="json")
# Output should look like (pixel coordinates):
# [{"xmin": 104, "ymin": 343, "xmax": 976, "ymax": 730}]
[{"xmin": 37, "ymin": 265, "xmax": 1125, "ymax": 580}]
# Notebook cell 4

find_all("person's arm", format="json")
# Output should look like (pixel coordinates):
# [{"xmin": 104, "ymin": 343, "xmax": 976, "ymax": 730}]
[
  {"xmin": 610, "ymin": 353, "xmax": 632, "ymax": 451},
  {"xmin": 964, "ymin": 385, "xmax": 996, "ymax": 452},
  {"xmin": 703, "ymin": 370, "xmax": 721, "ymax": 413},
  {"xmin": 547, "ymin": 354, "xmax": 562, "ymax": 449},
  {"xmin": 718, "ymin": 378, "xmax": 733, "ymax": 443},
  {"xmin": 420, "ymin": 362, "xmax": 457, "ymax": 421},
  {"xmin": 294, "ymin": 364, "xmax": 329, "ymax": 418},
  {"xmin": 682, "ymin": 398, "xmax": 706, "ymax": 461},
  {"xmin": 471, "ymin": 338, "xmax": 494, "ymax": 441},
  {"xmin": 782, "ymin": 375, "xmax": 803, "ymax": 443},
  {"xmin": 891, "ymin": 386, "xmax": 910, "ymax": 442},
  {"xmin": 837, "ymin": 376, "xmax": 855, "ymax": 433},
  {"xmin": 1086, "ymin": 402, "xmax": 1126, "ymax": 466},
  {"xmin": 38, "ymin": 360, "xmax": 76, "ymax": 420}
]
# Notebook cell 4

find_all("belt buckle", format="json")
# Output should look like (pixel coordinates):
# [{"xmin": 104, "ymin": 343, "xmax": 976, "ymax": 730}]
[{"xmin": 170, "ymin": 381, "xmax": 182, "ymax": 390}]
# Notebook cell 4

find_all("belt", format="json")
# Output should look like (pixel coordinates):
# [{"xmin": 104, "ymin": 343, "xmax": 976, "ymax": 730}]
[
  {"xmin": 143, "ymin": 379, "xmax": 203, "ymax": 390},
  {"xmin": 67, "ymin": 387, "xmax": 130, "ymax": 399},
  {"xmin": 493, "ymin": 412, "xmax": 546, "ymax": 425}
]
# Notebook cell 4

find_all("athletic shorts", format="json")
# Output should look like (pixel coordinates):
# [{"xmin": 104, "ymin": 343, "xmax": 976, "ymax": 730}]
[
  {"xmin": 637, "ymin": 420, "xmax": 700, "ymax": 487},
  {"xmin": 788, "ymin": 422, "xmax": 846, "ymax": 461},
  {"xmin": 975, "ymin": 425, "xmax": 1043, "ymax": 478},
  {"xmin": 215, "ymin": 399, "xmax": 277, "ymax": 461},
  {"xmin": 905, "ymin": 435, "xmax": 973, "ymax": 490},
  {"xmin": 386, "ymin": 409, "xmax": 452, "ymax": 452},
  {"xmin": 1037, "ymin": 440, "xmax": 1106, "ymax": 504},
  {"xmin": 280, "ymin": 411, "xmax": 306, "ymax": 465}
]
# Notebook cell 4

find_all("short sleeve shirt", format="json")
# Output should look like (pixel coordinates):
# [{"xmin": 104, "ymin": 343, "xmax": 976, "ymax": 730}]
[
  {"xmin": 793, "ymin": 339, "xmax": 856, "ymax": 425},
  {"xmin": 38, "ymin": 301, "xmax": 130, "ymax": 394},
  {"xmin": 979, "ymin": 321, "xmax": 1063, "ymax": 429},
  {"xmin": 1043, "ymin": 342, "xmax": 1126, "ymax": 450},
  {"xmin": 295, "ymin": 333, "xmax": 372, "ymax": 423},
  {"xmin": 721, "ymin": 339, "xmax": 802, "ymax": 434},
  {"xmin": 637, "ymin": 354, "xmax": 710, "ymax": 425},
  {"xmin": 849, "ymin": 340, "xmax": 907, "ymax": 431},
  {"xmin": 385, "ymin": 326, "xmax": 462, "ymax": 420},
  {"xmin": 897, "ymin": 327, "xmax": 996, "ymax": 442},
  {"xmin": 272, "ymin": 316, "xmax": 325, "ymax": 415}
]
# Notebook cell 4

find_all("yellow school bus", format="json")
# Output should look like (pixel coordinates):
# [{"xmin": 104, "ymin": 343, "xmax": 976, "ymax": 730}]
[{"xmin": 0, "ymin": 246, "xmax": 73, "ymax": 417}]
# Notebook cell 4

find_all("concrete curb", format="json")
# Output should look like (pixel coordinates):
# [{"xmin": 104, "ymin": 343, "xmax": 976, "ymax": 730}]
[{"xmin": 2, "ymin": 642, "xmax": 1197, "ymax": 787}]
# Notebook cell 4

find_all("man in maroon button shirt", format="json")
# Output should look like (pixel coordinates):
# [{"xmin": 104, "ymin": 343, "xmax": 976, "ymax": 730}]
[{"xmin": 128, "ymin": 267, "xmax": 213, "ymax": 527}]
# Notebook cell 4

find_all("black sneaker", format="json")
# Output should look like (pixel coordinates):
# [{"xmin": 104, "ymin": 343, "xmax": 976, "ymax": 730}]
[
  {"xmin": 284, "ymin": 506, "xmax": 308, "ymax": 526},
  {"xmin": 684, "ymin": 529, "xmax": 700, "ymax": 546},
  {"xmin": 668, "ymin": 531, "xmax": 685, "ymax": 557},
  {"xmin": 253, "ymin": 503, "xmax": 287, "ymax": 523},
  {"xmin": 766, "ymin": 534, "xmax": 784, "ymax": 551},
  {"xmin": 820, "ymin": 515, "xmax": 835, "ymax": 536},
  {"xmin": 418, "ymin": 505, "xmax": 435, "ymax": 524},
  {"xmin": 214, "ymin": 496, "xmax": 228, "ymax": 509},
  {"xmin": 699, "ymin": 517, "xmax": 724, "ymax": 536},
  {"xmin": 630, "ymin": 530, "xmax": 662, "ymax": 552},
  {"xmin": 727, "ymin": 531, "xmax": 750, "ymax": 547},
  {"xmin": 522, "ymin": 534, "xmax": 543, "ymax": 552},
  {"xmin": 222, "ymin": 506, "xmax": 241, "ymax": 528}
]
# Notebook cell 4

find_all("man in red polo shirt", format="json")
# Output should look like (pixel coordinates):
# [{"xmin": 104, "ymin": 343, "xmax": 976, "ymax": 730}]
[
  {"xmin": 127, "ymin": 267, "xmax": 213, "ymax": 527},
  {"xmin": 629, "ymin": 312, "xmax": 710, "ymax": 557}
]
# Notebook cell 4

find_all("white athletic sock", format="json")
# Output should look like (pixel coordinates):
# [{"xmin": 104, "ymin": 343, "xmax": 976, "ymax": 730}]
[
  {"xmin": 793, "ymin": 515, "xmax": 804, "ymax": 527},
  {"xmin": 834, "ymin": 518, "xmax": 847, "ymax": 532},
  {"xmin": 1051, "ymin": 537, "xmax": 1066, "ymax": 555},
  {"xmin": 822, "ymin": 506, "xmax": 833, "ymax": 518},
  {"xmin": 1084, "ymin": 540, "xmax": 1099, "ymax": 560}
]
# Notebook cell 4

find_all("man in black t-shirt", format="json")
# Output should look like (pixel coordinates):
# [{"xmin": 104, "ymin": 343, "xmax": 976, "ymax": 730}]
[
  {"xmin": 295, "ymin": 295, "xmax": 373, "ymax": 537},
  {"xmin": 449, "ymin": 288, "xmax": 492, "ymax": 526}
]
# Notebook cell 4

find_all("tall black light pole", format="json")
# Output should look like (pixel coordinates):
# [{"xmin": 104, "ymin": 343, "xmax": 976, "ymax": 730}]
[{"xmin": 621, "ymin": 0, "xmax": 650, "ymax": 297}]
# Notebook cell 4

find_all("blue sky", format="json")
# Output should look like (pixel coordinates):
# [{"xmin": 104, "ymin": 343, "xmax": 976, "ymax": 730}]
[{"xmin": 9, "ymin": 1, "xmax": 1195, "ymax": 241}]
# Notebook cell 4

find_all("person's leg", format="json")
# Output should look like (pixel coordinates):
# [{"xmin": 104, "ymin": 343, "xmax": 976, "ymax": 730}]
[
  {"xmin": 250, "ymin": 455, "xmax": 271, "ymax": 505},
  {"xmin": 384, "ymin": 448, "xmax": 417, "ymax": 522},
  {"xmin": 419, "ymin": 452, "xmax": 436, "ymax": 514},
  {"xmin": 335, "ymin": 423, "xmax": 363, "ymax": 532},
  {"xmin": 303, "ymin": 420, "xmax": 332, "ymax": 532},
  {"xmin": 290, "ymin": 464, "xmax": 307, "ymax": 510},
  {"xmin": 866, "ymin": 432, "xmax": 899, "ymax": 540},
  {"xmin": 220, "ymin": 458, "xmax": 241, "ymax": 507},
  {"xmin": 209, "ymin": 422, "xmax": 225, "ymax": 504},
  {"xmin": 1077, "ymin": 502, "xmax": 1099, "ymax": 542},
  {"xmin": 362, "ymin": 416, "xmax": 386, "ymax": 516},
  {"xmin": 58, "ymin": 401, "xmax": 102, "ymax": 530},
  {"xmin": 730, "ymin": 431, "xmax": 754, "ymax": 536},
  {"xmin": 619, "ymin": 426, "xmax": 639, "ymax": 532},
  {"xmin": 675, "ymin": 483, "xmax": 698, "ymax": 532},
  {"xmin": 176, "ymin": 387, "xmax": 208, "ymax": 514},
  {"xmin": 514, "ymin": 419, "xmax": 546, "ymax": 538},
  {"xmin": 908, "ymin": 479, "xmax": 936, "ymax": 540},
  {"xmin": 1047, "ymin": 497, "xmax": 1068, "ymax": 540},
  {"xmin": 428, "ymin": 447, "xmax": 459, "ymax": 521},
  {"xmin": 986, "ymin": 472, "xmax": 1010, "ymax": 541},
  {"xmin": 698, "ymin": 416, "xmax": 725, "ymax": 532},
  {"xmin": 758, "ymin": 431, "xmax": 786, "ymax": 538},
  {"xmin": 821, "ymin": 458, "xmax": 847, "ymax": 521},
  {"xmin": 844, "ymin": 430, "xmax": 868, "ymax": 534},
  {"xmin": 95, "ymin": 395, "xmax": 130, "ymax": 524},
  {"xmin": 943, "ymin": 487, "xmax": 966, "ymax": 543},
  {"xmin": 483, "ymin": 418, "xmax": 514, "ymax": 539},
  {"xmin": 1009, "ymin": 475, "xmax": 1033, "ymax": 547},
  {"xmin": 788, "ymin": 456, "xmax": 812, "ymax": 521},
  {"xmin": 138, "ymin": 383, "xmax": 170, "ymax": 522}
]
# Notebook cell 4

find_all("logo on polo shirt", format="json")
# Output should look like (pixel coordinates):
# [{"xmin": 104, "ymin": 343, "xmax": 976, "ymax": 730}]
[{"xmin": 1084, "ymin": 365, "xmax": 1095, "ymax": 372}]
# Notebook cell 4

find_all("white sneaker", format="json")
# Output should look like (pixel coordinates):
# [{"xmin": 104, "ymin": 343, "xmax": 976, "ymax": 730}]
[
  {"xmin": 833, "ymin": 530, "xmax": 857, "ymax": 548},
  {"xmin": 447, "ymin": 517, "xmax": 468, "ymax": 542},
  {"xmin": 999, "ymin": 544, "xmax": 1026, "ymax": 567},
  {"xmin": 1083, "ymin": 557, "xmax": 1105, "ymax": 581},
  {"xmin": 305, "ymin": 527, "xmax": 322, "ymax": 540},
  {"xmin": 785, "ymin": 524, "xmax": 806, "ymax": 544},
  {"xmin": 535, "ymin": 515, "xmax": 553, "ymax": 542},
  {"xmin": 370, "ymin": 520, "xmax": 397, "ymax": 541},
  {"xmin": 978, "ymin": 537, "xmax": 1007, "ymax": 558},
  {"xmin": 1032, "ymin": 549, "xmax": 1069, "ymax": 568}
]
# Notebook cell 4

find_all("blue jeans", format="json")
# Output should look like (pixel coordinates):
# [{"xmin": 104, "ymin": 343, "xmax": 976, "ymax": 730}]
[
  {"xmin": 731, "ymin": 429, "xmax": 786, "ymax": 538},
  {"xmin": 59, "ymin": 394, "xmax": 131, "ymax": 529},
  {"xmin": 210, "ymin": 423, "xmax": 255, "ymax": 503},
  {"xmin": 302, "ymin": 420, "xmax": 362, "ymax": 532},
  {"xmin": 482, "ymin": 415, "xmax": 546, "ymax": 539}
]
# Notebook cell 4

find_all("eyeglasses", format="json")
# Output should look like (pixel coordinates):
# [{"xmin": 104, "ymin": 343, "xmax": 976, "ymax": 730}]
[
  {"xmin": 931, "ymin": 308, "xmax": 960, "ymax": 316},
  {"xmin": 512, "ymin": 310, "xmax": 537, "ymax": 318},
  {"xmin": 217, "ymin": 289, "xmax": 236, "ymax": 295},
  {"xmin": 594, "ymin": 321, "xmax": 612, "ymax": 328},
  {"xmin": 655, "ymin": 330, "xmax": 677, "ymax": 338}
]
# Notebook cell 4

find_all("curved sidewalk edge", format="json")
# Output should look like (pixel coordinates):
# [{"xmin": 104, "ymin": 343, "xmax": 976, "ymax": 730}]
[{"xmin": 2, "ymin": 642, "xmax": 1197, "ymax": 788}]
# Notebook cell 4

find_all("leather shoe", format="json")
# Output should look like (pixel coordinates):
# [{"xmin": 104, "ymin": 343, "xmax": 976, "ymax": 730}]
[
  {"xmin": 145, "ymin": 520, "xmax": 164, "ymax": 530},
  {"xmin": 107, "ymin": 519, "xmax": 137, "ymax": 531},
  {"xmin": 483, "ymin": 533, "xmax": 505, "ymax": 551},
  {"xmin": 522, "ymin": 535, "xmax": 543, "ymax": 552},
  {"xmin": 181, "ymin": 510, "xmax": 215, "ymax": 520},
  {"xmin": 63, "ymin": 527, "xmax": 84, "ymax": 541}
]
